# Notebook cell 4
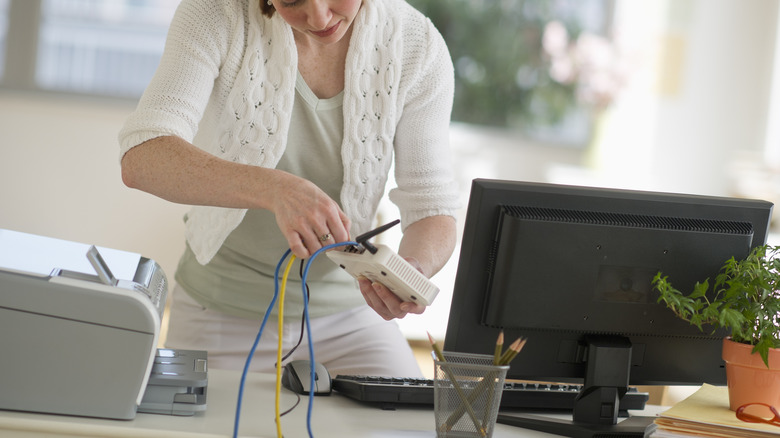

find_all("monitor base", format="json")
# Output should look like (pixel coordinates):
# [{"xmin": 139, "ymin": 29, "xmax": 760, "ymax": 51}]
[{"xmin": 496, "ymin": 412, "xmax": 657, "ymax": 438}]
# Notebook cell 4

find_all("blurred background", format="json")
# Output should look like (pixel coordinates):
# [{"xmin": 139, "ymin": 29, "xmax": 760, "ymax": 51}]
[{"xmin": 1, "ymin": 0, "xmax": 779, "ymax": 386}]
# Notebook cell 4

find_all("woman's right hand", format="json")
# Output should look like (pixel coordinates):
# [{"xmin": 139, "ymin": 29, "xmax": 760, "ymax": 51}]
[{"xmin": 268, "ymin": 172, "xmax": 351, "ymax": 259}]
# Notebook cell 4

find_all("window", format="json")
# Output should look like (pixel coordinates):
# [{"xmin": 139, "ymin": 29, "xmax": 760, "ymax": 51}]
[
  {"xmin": 1, "ymin": 0, "xmax": 179, "ymax": 97},
  {"xmin": 409, "ymin": 0, "xmax": 614, "ymax": 145},
  {"xmin": 5, "ymin": 0, "xmax": 614, "ymax": 136},
  {"xmin": 36, "ymin": 0, "xmax": 179, "ymax": 97}
]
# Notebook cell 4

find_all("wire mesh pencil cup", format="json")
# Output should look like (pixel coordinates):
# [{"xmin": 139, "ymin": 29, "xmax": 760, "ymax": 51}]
[{"xmin": 433, "ymin": 352, "xmax": 509, "ymax": 438}]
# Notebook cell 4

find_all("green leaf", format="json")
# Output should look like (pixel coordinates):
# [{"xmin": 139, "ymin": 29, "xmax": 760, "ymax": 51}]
[
  {"xmin": 754, "ymin": 337, "xmax": 774, "ymax": 368},
  {"xmin": 689, "ymin": 280, "xmax": 710, "ymax": 299},
  {"xmin": 719, "ymin": 308, "xmax": 746, "ymax": 332},
  {"xmin": 654, "ymin": 244, "xmax": 780, "ymax": 356}
]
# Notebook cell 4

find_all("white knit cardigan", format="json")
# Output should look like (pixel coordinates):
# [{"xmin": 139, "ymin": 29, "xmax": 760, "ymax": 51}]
[{"xmin": 119, "ymin": 0, "xmax": 460, "ymax": 265}]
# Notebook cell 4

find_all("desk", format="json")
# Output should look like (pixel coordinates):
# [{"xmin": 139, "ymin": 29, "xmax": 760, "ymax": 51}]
[{"xmin": 0, "ymin": 369, "xmax": 665, "ymax": 437}]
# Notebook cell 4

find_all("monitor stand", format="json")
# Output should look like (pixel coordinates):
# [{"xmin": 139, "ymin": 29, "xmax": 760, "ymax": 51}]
[
  {"xmin": 497, "ymin": 335, "xmax": 657, "ymax": 437},
  {"xmin": 496, "ymin": 413, "xmax": 657, "ymax": 438}
]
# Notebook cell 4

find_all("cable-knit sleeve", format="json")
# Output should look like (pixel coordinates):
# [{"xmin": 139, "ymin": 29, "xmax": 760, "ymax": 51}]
[
  {"xmin": 389, "ymin": 10, "xmax": 460, "ymax": 229},
  {"xmin": 117, "ymin": 0, "xmax": 237, "ymax": 160}
]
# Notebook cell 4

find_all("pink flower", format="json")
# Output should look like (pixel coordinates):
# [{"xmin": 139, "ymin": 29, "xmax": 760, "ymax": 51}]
[{"xmin": 542, "ymin": 20, "xmax": 632, "ymax": 111}]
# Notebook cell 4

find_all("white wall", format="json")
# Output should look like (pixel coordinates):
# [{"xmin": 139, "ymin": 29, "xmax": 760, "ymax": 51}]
[
  {"xmin": 555, "ymin": 0, "xmax": 779, "ymax": 198},
  {"xmin": 649, "ymin": 0, "xmax": 778, "ymax": 196},
  {"xmin": 0, "ymin": 91, "xmax": 189, "ymax": 280}
]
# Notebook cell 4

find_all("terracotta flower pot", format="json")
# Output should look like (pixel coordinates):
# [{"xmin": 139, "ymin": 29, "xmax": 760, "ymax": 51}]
[{"xmin": 721, "ymin": 337, "xmax": 780, "ymax": 412}]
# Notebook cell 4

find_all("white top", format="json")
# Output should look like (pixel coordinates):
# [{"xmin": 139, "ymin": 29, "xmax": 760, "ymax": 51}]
[
  {"xmin": 174, "ymin": 74, "xmax": 361, "ymax": 318},
  {"xmin": 118, "ymin": 0, "xmax": 461, "ymax": 265}
]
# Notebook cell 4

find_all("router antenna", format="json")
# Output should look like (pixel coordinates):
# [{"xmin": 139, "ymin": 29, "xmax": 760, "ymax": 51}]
[{"xmin": 355, "ymin": 219, "xmax": 400, "ymax": 254}]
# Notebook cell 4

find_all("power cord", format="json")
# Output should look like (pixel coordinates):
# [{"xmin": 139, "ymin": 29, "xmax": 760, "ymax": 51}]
[{"xmin": 277, "ymin": 259, "xmax": 311, "ymax": 365}]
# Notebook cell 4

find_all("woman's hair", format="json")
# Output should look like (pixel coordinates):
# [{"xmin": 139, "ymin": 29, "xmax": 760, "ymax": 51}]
[{"xmin": 260, "ymin": 0, "xmax": 275, "ymax": 17}]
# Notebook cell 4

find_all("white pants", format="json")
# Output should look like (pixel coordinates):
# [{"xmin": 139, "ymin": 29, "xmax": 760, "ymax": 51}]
[{"xmin": 164, "ymin": 284, "xmax": 423, "ymax": 377}]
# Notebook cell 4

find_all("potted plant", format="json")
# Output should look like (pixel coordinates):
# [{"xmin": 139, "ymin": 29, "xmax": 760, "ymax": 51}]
[{"xmin": 652, "ymin": 244, "xmax": 780, "ymax": 412}]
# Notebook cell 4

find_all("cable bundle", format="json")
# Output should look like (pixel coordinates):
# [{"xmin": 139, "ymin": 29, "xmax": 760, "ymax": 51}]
[{"xmin": 233, "ymin": 241, "xmax": 357, "ymax": 438}]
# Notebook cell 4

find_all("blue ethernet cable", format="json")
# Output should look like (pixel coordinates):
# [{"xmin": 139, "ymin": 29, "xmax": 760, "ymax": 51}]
[
  {"xmin": 233, "ymin": 248, "xmax": 291, "ymax": 438},
  {"xmin": 233, "ymin": 241, "xmax": 357, "ymax": 438},
  {"xmin": 299, "ymin": 241, "xmax": 357, "ymax": 437}
]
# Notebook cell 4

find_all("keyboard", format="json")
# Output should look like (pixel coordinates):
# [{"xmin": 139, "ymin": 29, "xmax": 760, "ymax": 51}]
[{"xmin": 332, "ymin": 375, "xmax": 649, "ymax": 411}]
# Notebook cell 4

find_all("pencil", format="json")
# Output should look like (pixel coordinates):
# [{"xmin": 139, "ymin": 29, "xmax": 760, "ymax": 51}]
[
  {"xmin": 498, "ymin": 337, "xmax": 527, "ymax": 366},
  {"xmin": 427, "ymin": 331, "xmax": 446, "ymax": 362},
  {"xmin": 428, "ymin": 332, "xmax": 486, "ymax": 437},
  {"xmin": 493, "ymin": 330, "xmax": 504, "ymax": 365}
]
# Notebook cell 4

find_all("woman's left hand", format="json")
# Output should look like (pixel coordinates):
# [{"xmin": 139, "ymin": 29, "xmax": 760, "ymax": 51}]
[{"xmin": 358, "ymin": 257, "xmax": 426, "ymax": 320}]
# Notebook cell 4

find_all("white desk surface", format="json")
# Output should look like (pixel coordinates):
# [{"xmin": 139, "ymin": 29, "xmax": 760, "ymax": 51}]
[{"xmin": 0, "ymin": 369, "xmax": 666, "ymax": 437}]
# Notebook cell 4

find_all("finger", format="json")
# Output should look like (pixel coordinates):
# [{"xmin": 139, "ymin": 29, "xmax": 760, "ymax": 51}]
[
  {"xmin": 319, "ymin": 208, "xmax": 349, "ymax": 244},
  {"xmin": 327, "ymin": 219, "xmax": 349, "ymax": 244},
  {"xmin": 359, "ymin": 278, "xmax": 389, "ymax": 313},
  {"xmin": 316, "ymin": 230, "xmax": 334, "ymax": 244},
  {"xmin": 399, "ymin": 301, "xmax": 425, "ymax": 315},
  {"xmin": 299, "ymin": 227, "xmax": 328, "ymax": 255},
  {"xmin": 335, "ymin": 209, "xmax": 352, "ymax": 241},
  {"xmin": 376, "ymin": 284, "xmax": 425, "ymax": 316},
  {"xmin": 305, "ymin": 208, "xmax": 343, "ymax": 250},
  {"xmin": 287, "ymin": 231, "xmax": 311, "ymax": 259},
  {"xmin": 358, "ymin": 277, "xmax": 394, "ymax": 320},
  {"xmin": 360, "ymin": 288, "xmax": 391, "ymax": 320},
  {"xmin": 371, "ymin": 282, "xmax": 409, "ymax": 320}
]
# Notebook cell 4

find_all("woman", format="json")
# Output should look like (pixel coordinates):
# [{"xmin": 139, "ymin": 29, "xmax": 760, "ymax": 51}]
[{"xmin": 118, "ymin": 0, "xmax": 459, "ymax": 377}]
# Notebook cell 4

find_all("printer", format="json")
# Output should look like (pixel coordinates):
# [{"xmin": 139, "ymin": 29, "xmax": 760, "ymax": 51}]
[{"xmin": 0, "ymin": 229, "xmax": 207, "ymax": 420}]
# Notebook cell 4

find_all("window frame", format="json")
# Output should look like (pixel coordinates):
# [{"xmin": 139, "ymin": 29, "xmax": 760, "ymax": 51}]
[{"xmin": 2, "ymin": 0, "xmax": 42, "ymax": 91}]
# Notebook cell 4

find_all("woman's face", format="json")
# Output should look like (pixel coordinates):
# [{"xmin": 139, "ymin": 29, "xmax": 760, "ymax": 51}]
[{"xmin": 271, "ymin": 0, "xmax": 363, "ymax": 46}]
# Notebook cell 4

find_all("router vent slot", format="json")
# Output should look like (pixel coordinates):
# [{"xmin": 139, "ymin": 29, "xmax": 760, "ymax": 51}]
[{"xmin": 387, "ymin": 256, "xmax": 434, "ymax": 296}]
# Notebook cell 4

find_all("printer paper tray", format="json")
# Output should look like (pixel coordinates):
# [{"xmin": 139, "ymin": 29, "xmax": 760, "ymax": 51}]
[{"xmin": 138, "ymin": 349, "xmax": 208, "ymax": 416}]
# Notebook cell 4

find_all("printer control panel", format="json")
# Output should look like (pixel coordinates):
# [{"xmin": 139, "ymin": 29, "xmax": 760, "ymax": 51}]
[
  {"xmin": 55, "ymin": 246, "xmax": 168, "ymax": 321},
  {"xmin": 131, "ymin": 257, "xmax": 168, "ymax": 316}
]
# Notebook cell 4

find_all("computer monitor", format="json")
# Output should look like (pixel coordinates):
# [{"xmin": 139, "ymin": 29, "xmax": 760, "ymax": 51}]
[{"xmin": 444, "ymin": 179, "xmax": 774, "ymax": 436}]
